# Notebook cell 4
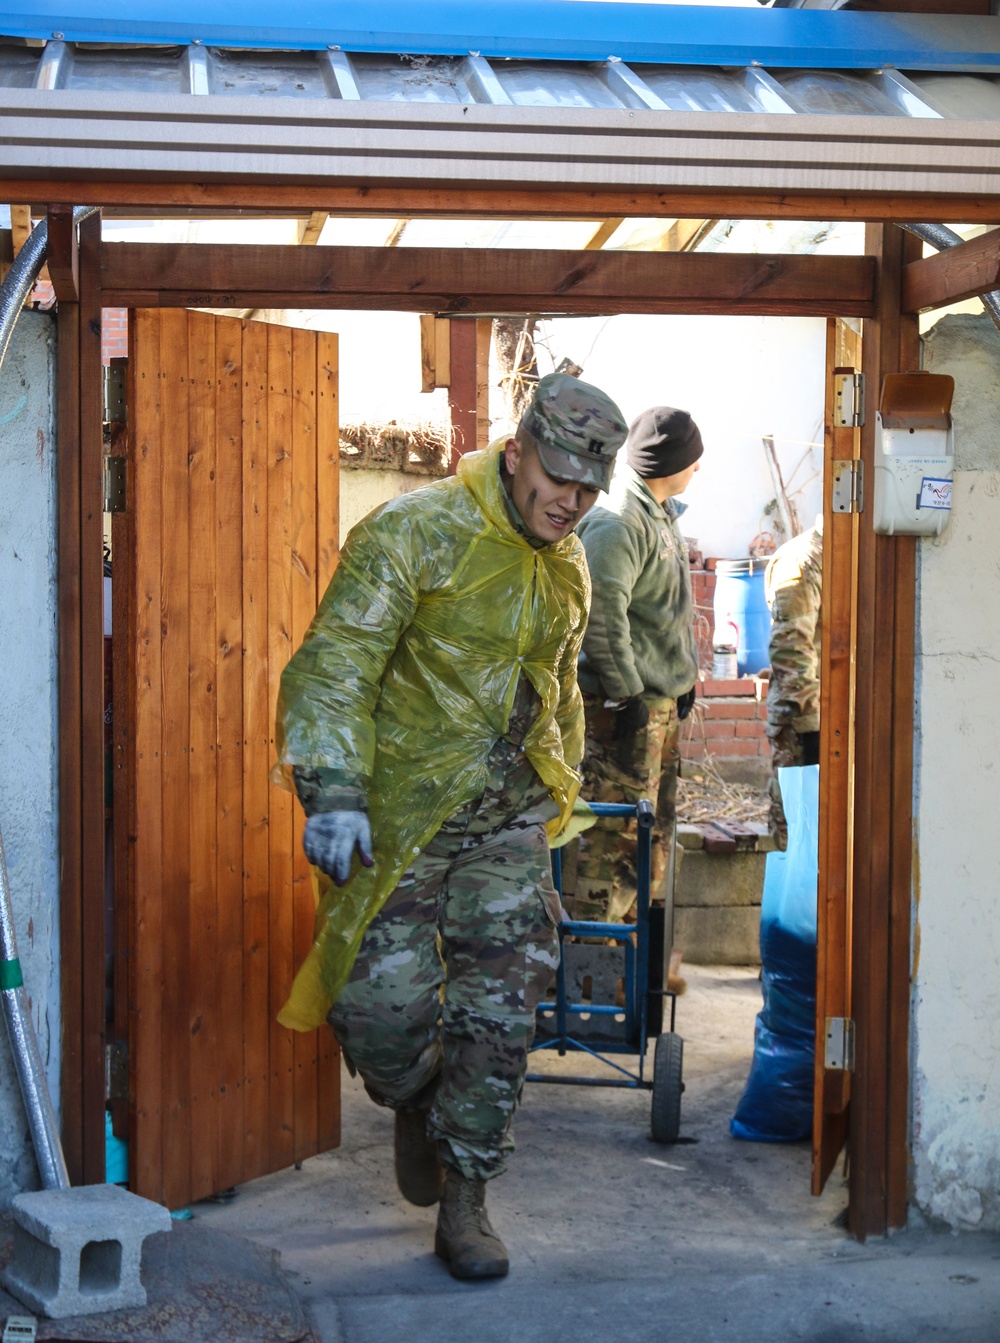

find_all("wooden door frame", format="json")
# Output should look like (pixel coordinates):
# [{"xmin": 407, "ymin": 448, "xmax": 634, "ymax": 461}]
[{"xmin": 52, "ymin": 198, "xmax": 920, "ymax": 1236}]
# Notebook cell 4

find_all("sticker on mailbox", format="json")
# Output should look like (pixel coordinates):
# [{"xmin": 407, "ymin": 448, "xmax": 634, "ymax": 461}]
[{"xmin": 919, "ymin": 477, "xmax": 952, "ymax": 511}]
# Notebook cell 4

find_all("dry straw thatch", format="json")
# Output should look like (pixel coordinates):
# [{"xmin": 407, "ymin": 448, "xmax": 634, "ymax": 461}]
[{"xmin": 339, "ymin": 419, "xmax": 452, "ymax": 476}]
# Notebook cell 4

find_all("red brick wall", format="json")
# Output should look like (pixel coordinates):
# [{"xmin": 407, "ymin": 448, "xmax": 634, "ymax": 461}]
[
  {"xmin": 102, "ymin": 308, "xmax": 128, "ymax": 363},
  {"xmin": 680, "ymin": 674, "xmax": 770, "ymax": 765},
  {"xmin": 690, "ymin": 565, "xmax": 716, "ymax": 671}
]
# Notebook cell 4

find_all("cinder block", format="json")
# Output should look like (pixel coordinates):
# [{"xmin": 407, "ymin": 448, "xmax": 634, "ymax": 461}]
[
  {"xmin": 675, "ymin": 905, "xmax": 761, "ymax": 966},
  {"xmin": 3, "ymin": 1183, "xmax": 172, "ymax": 1319},
  {"xmin": 675, "ymin": 850, "xmax": 765, "ymax": 909}
]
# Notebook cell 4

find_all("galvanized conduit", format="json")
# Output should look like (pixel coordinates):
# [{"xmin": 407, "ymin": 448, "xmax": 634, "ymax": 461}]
[
  {"xmin": 0, "ymin": 205, "xmax": 98, "ymax": 1192},
  {"xmin": 901, "ymin": 222, "xmax": 1000, "ymax": 336}
]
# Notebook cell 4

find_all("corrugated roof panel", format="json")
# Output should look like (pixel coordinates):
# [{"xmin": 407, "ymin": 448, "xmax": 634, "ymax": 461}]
[
  {"xmin": 634, "ymin": 65, "xmax": 765, "ymax": 113},
  {"xmin": 208, "ymin": 48, "xmax": 331, "ymax": 99},
  {"xmin": 62, "ymin": 44, "xmax": 189, "ymax": 94},
  {"xmin": 0, "ymin": 42, "xmax": 39, "ymax": 88},
  {"xmin": 493, "ymin": 60, "xmax": 624, "ymax": 110},
  {"xmin": 772, "ymin": 69, "xmax": 908, "ymax": 115},
  {"xmin": 350, "ymin": 54, "xmax": 477, "ymax": 105},
  {"xmin": 907, "ymin": 71, "xmax": 1000, "ymax": 119}
]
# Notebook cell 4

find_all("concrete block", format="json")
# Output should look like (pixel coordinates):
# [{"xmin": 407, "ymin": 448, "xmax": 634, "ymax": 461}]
[
  {"xmin": 2, "ymin": 1183, "xmax": 172, "ymax": 1319},
  {"xmin": 675, "ymin": 906, "xmax": 761, "ymax": 966},
  {"xmin": 675, "ymin": 850, "xmax": 765, "ymax": 909},
  {"xmin": 677, "ymin": 824, "xmax": 704, "ymax": 851}
]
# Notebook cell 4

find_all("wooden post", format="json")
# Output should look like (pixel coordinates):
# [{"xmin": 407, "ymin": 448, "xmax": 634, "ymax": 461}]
[
  {"xmin": 447, "ymin": 318, "xmax": 491, "ymax": 473},
  {"xmin": 849, "ymin": 224, "xmax": 920, "ymax": 1239},
  {"xmin": 58, "ymin": 209, "xmax": 107, "ymax": 1184}
]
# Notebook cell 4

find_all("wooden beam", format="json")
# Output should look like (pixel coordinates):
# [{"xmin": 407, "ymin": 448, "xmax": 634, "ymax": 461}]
[
  {"xmin": 101, "ymin": 243, "xmax": 876, "ymax": 317},
  {"xmin": 902, "ymin": 227, "xmax": 1000, "ymax": 312},
  {"xmin": 9, "ymin": 180, "xmax": 1000, "ymax": 225},
  {"xmin": 448, "ymin": 319, "xmax": 491, "ymax": 472},
  {"xmin": 10, "ymin": 204, "xmax": 32, "ymax": 256},
  {"xmin": 46, "ymin": 205, "xmax": 79, "ymax": 303},
  {"xmin": 297, "ymin": 210, "xmax": 328, "ymax": 245},
  {"xmin": 849, "ymin": 224, "xmax": 919, "ymax": 1242},
  {"xmin": 584, "ymin": 218, "xmax": 624, "ymax": 251}
]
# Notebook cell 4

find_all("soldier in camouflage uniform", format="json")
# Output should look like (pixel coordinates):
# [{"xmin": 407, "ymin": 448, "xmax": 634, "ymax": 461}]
[
  {"xmin": 277, "ymin": 372, "xmax": 627, "ymax": 1281},
  {"xmin": 568, "ymin": 407, "xmax": 703, "ymax": 925},
  {"xmin": 765, "ymin": 519, "xmax": 824, "ymax": 849}
]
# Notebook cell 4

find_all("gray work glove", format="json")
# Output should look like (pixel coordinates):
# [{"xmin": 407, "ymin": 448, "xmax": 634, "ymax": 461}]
[{"xmin": 303, "ymin": 810, "xmax": 374, "ymax": 886}]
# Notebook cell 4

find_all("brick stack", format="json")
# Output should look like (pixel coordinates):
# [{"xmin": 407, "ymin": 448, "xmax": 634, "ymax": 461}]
[
  {"xmin": 102, "ymin": 307, "xmax": 128, "ymax": 362},
  {"xmin": 681, "ymin": 675, "xmax": 770, "ymax": 769}
]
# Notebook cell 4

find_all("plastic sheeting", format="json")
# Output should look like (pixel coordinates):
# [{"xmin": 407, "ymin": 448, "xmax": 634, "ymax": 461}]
[
  {"xmin": 274, "ymin": 440, "xmax": 590, "ymax": 1031},
  {"xmin": 731, "ymin": 764, "xmax": 818, "ymax": 1143}
]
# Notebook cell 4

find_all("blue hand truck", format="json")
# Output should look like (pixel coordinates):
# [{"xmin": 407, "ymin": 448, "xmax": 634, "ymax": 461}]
[{"xmin": 527, "ymin": 799, "xmax": 684, "ymax": 1143}]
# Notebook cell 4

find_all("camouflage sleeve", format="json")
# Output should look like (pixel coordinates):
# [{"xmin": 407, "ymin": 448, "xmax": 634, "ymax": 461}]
[
  {"xmin": 579, "ymin": 515, "xmax": 646, "ymax": 702},
  {"xmin": 767, "ymin": 574, "xmax": 821, "ymax": 734},
  {"xmin": 276, "ymin": 510, "xmax": 420, "ymax": 806}
]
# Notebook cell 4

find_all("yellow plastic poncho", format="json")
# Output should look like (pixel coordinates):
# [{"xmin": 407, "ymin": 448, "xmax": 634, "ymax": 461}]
[{"xmin": 274, "ymin": 440, "xmax": 591, "ymax": 1031}]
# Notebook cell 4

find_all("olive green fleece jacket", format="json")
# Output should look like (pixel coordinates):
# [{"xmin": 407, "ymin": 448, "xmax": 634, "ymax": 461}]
[{"xmin": 576, "ymin": 465, "xmax": 699, "ymax": 702}]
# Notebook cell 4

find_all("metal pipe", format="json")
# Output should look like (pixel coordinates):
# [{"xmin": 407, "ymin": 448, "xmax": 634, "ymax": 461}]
[
  {"xmin": 0, "ymin": 203, "xmax": 99, "ymax": 1191},
  {"xmin": 0, "ymin": 205, "xmax": 99, "ymax": 374},
  {"xmin": 901, "ymin": 221, "xmax": 1000, "ymax": 335},
  {"xmin": 0, "ymin": 826, "xmax": 69, "ymax": 1190}
]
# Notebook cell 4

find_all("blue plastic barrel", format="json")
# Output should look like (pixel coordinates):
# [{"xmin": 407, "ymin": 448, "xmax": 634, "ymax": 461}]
[{"xmin": 712, "ymin": 558, "xmax": 771, "ymax": 677}]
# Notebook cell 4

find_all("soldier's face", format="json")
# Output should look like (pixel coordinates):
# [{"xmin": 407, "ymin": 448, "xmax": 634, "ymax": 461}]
[{"xmin": 504, "ymin": 437, "xmax": 601, "ymax": 544}]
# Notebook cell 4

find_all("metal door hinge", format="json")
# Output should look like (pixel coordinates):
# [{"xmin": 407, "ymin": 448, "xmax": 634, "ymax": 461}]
[
  {"xmin": 834, "ymin": 370, "xmax": 865, "ymax": 428},
  {"xmin": 832, "ymin": 459, "xmax": 863, "ymax": 515},
  {"xmin": 103, "ymin": 360, "xmax": 127, "ymax": 427},
  {"xmin": 103, "ymin": 455, "xmax": 127, "ymax": 513},
  {"xmin": 825, "ymin": 1017, "xmax": 855, "ymax": 1072},
  {"xmin": 106, "ymin": 1040, "xmax": 129, "ymax": 1102}
]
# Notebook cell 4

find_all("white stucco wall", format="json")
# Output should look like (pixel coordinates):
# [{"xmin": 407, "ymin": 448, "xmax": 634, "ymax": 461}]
[
  {"xmin": 0, "ymin": 310, "xmax": 61, "ymax": 1203},
  {"xmin": 912, "ymin": 313, "xmax": 1000, "ymax": 1229}
]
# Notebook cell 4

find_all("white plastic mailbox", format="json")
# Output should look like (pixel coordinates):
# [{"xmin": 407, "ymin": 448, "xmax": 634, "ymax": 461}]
[{"xmin": 873, "ymin": 372, "xmax": 954, "ymax": 537}]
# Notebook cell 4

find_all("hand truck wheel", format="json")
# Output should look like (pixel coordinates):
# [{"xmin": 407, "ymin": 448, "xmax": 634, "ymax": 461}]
[{"xmin": 651, "ymin": 1031, "xmax": 684, "ymax": 1144}]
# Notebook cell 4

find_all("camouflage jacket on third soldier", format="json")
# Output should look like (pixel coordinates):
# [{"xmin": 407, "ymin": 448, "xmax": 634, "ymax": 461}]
[{"xmin": 765, "ymin": 521, "xmax": 824, "ymax": 737}]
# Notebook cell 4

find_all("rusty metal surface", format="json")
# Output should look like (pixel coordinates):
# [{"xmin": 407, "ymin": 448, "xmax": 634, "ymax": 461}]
[{"xmin": 0, "ymin": 1223, "xmax": 319, "ymax": 1343}]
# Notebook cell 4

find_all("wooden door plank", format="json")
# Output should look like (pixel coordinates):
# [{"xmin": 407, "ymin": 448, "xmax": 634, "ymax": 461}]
[
  {"xmin": 56, "ymin": 291, "xmax": 83, "ymax": 1183},
  {"xmin": 158, "ymin": 307, "xmax": 193, "ymax": 1210},
  {"xmin": 100, "ymin": 243, "xmax": 877, "ymax": 318},
  {"xmin": 887, "ymin": 267, "xmax": 921, "ymax": 1229},
  {"xmin": 266, "ymin": 323, "xmax": 296, "ymax": 1174},
  {"xmin": 290, "ymin": 327, "xmax": 320, "ymax": 1164},
  {"xmin": 314, "ymin": 330, "xmax": 341, "ymax": 1149},
  {"xmin": 185, "ymin": 311, "xmax": 220, "ymax": 1203},
  {"xmin": 315, "ymin": 333, "xmax": 340, "ymax": 594},
  {"xmin": 130, "ymin": 310, "xmax": 166, "ymax": 1201},
  {"xmin": 213, "ymin": 313, "xmax": 247, "ymax": 1195},
  {"xmin": 78, "ymin": 213, "xmax": 107, "ymax": 1185},
  {"xmin": 812, "ymin": 319, "xmax": 860, "ymax": 1195},
  {"xmin": 241, "ymin": 318, "xmax": 272, "ymax": 1181}
]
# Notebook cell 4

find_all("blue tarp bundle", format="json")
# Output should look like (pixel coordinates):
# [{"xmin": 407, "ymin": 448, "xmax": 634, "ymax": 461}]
[{"xmin": 731, "ymin": 764, "xmax": 818, "ymax": 1144}]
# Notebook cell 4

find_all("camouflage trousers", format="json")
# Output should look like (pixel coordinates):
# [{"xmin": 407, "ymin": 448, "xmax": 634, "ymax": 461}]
[
  {"xmin": 767, "ymin": 725, "xmax": 805, "ymax": 851},
  {"xmin": 328, "ymin": 741, "xmax": 560, "ymax": 1183},
  {"xmin": 565, "ymin": 693, "xmax": 681, "ymax": 924}
]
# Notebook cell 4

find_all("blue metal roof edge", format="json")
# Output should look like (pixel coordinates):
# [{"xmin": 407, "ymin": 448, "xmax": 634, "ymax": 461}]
[{"xmin": 1, "ymin": 1, "xmax": 999, "ymax": 72}]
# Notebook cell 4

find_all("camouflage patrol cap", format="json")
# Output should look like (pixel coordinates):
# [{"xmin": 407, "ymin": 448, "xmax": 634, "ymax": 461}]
[{"xmin": 519, "ymin": 372, "xmax": 627, "ymax": 492}]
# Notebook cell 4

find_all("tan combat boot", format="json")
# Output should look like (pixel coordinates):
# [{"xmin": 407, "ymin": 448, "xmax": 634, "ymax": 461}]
[
  {"xmin": 393, "ymin": 1104, "xmax": 444, "ymax": 1207},
  {"xmin": 434, "ymin": 1169, "xmax": 509, "ymax": 1280}
]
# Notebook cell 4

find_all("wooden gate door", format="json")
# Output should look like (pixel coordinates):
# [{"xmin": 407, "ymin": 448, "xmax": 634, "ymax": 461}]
[
  {"xmin": 118, "ymin": 309, "xmax": 341, "ymax": 1209},
  {"xmin": 812, "ymin": 317, "xmax": 862, "ymax": 1195}
]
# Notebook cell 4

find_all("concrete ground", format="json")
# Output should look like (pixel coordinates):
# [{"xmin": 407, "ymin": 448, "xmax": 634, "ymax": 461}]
[{"xmin": 194, "ymin": 965, "xmax": 1000, "ymax": 1343}]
